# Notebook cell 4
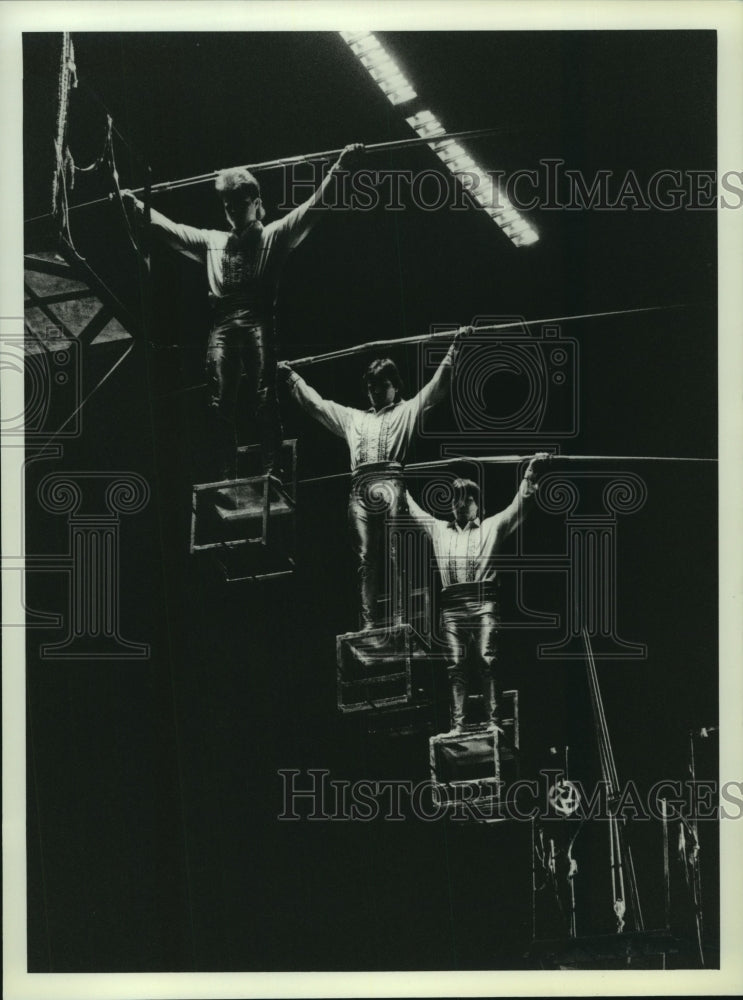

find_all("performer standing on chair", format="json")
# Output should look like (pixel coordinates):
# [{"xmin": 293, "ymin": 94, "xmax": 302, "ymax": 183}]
[
  {"xmin": 278, "ymin": 332, "xmax": 468, "ymax": 630},
  {"xmin": 122, "ymin": 143, "xmax": 363, "ymax": 482},
  {"xmin": 406, "ymin": 455, "xmax": 549, "ymax": 734}
]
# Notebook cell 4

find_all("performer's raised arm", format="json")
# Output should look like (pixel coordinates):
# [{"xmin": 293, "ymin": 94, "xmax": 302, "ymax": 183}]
[
  {"xmin": 496, "ymin": 453, "xmax": 550, "ymax": 536},
  {"xmin": 121, "ymin": 190, "xmax": 210, "ymax": 262},
  {"xmin": 120, "ymin": 140, "xmax": 365, "ymax": 260},
  {"xmin": 278, "ymin": 362, "xmax": 352, "ymax": 439},
  {"xmin": 411, "ymin": 326, "xmax": 470, "ymax": 415},
  {"xmin": 273, "ymin": 142, "xmax": 366, "ymax": 250},
  {"xmin": 405, "ymin": 490, "xmax": 437, "ymax": 539}
]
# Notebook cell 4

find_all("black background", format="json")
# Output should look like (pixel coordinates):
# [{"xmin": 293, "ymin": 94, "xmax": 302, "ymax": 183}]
[{"xmin": 23, "ymin": 31, "xmax": 718, "ymax": 971}]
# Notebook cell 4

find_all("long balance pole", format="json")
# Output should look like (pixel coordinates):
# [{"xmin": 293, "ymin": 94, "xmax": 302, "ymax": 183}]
[
  {"xmin": 289, "ymin": 304, "xmax": 685, "ymax": 368},
  {"xmin": 26, "ymin": 127, "xmax": 510, "ymax": 221}
]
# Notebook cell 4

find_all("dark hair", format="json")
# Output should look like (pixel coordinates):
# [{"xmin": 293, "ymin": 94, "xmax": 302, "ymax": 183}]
[
  {"xmin": 215, "ymin": 167, "xmax": 261, "ymax": 202},
  {"xmin": 364, "ymin": 358, "xmax": 403, "ymax": 393},
  {"xmin": 452, "ymin": 478, "xmax": 481, "ymax": 508}
]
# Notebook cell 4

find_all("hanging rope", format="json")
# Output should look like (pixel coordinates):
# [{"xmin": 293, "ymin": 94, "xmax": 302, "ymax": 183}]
[
  {"xmin": 56, "ymin": 112, "xmax": 141, "ymax": 262},
  {"xmin": 51, "ymin": 32, "xmax": 78, "ymax": 247},
  {"xmin": 46, "ymin": 33, "xmax": 144, "ymax": 263},
  {"xmin": 103, "ymin": 120, "xmax": 141, "ymax": 256},
  {"xmin": 76, "ymin": 75, "xmax": 145, "ymax": 164}
]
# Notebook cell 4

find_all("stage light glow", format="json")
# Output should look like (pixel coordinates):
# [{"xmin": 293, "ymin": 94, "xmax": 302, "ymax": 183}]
[
  {"xmin": 386, "ymin": 87, "xmax": 418, "ymax": 106},
  {"xmin": 345, "ymin": 41, "xmax": 539, "ymax": 247},
  {"xmin": 473, "ymin": 182, "xmax": 497, "ymax": 207},
  {"xmin": 444, "ymin": 155, "xmax": 477, "ymax": 174},
  {"xmin": 502, "ymin": 219, "xmax": 530, "ymax": 237},
  {"xmin": 349, "ymin": 35, "xmax": 382, "ymax": 57},
  {"xmin": 435, "ymin": 142, "xmax": 466, "ymax": 160},
  {"xmin": 364, "ymin": 59, "xmax": 400, "ymax": 83},
  {"xmin": 512, "ymin": 228, "xmax": 539, "ymax": 246},
  {"xmin": 339, "ymin": 31, "xmax": 367, "ymax": 44},
  {"xmin": 495, "ymin": 209, "xmax": 521, "ymax": 225},
  {"xmin": 404, "ymin": 106, "xmax": 538, "ymax": 246},
  {"xmin": 341, "ymin": 32, "xmax": 417, "ymax": 107},
  {"xmin": 406, "ymin": 111, "xmax": 445, "ymax": 138}
]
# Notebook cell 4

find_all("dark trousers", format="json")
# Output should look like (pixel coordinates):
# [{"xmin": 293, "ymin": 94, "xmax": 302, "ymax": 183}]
[
  {"xmin": 347, "ymin": 469, "xmax": 407, "ymax": 630},
  {"xmin": 440, "ymin": 592, "xmax": 500, "ymax": 688},
  {"xmin": 205, "ymin": 307, "xmax": 282, "ymax": 481}
]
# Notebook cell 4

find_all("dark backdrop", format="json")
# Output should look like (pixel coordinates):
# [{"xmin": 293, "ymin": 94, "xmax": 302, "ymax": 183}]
[{"xmin": 23, "ymin": 31, "xmax": 718, "ymax": 971}]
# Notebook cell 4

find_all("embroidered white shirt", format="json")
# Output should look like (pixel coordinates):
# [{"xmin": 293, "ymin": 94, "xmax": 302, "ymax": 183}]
[
  {"xmin": 147, "ymin": 199, "xmax": 315, "ymax": 303},
  {"xmin": 405, "ymin": 482, "xmax": 535, "ymax": 587},
  {"xmin": 289, "ymin": 347, "xmax": 456, "ymax": 471}
]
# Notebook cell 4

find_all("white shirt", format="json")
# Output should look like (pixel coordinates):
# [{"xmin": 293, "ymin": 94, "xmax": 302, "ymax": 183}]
[
  {"xmin": 288, "ymin": 346, "xmax": 456, "ymax": 472},
  {"xmin": 147, "ymin": 199, "xmax": 315, "ymax": 304},
  {"xmin": 406, "ymin": 482, "xmax": 536, "ymax": 588}
]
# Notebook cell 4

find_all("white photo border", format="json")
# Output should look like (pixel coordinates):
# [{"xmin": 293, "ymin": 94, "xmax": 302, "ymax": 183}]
[{"xmin": 2, "ymin": 2, "xmax": 742, "ymax": 997}]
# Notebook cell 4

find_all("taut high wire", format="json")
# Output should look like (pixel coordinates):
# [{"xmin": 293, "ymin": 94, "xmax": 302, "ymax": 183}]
[
  {"xmin": 297, "ymin": 452, "xmax": 716, "ymax": 487},
  {"xmin": 159, "ymin": 302, "xmax": 686, "ymax": 398}
]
